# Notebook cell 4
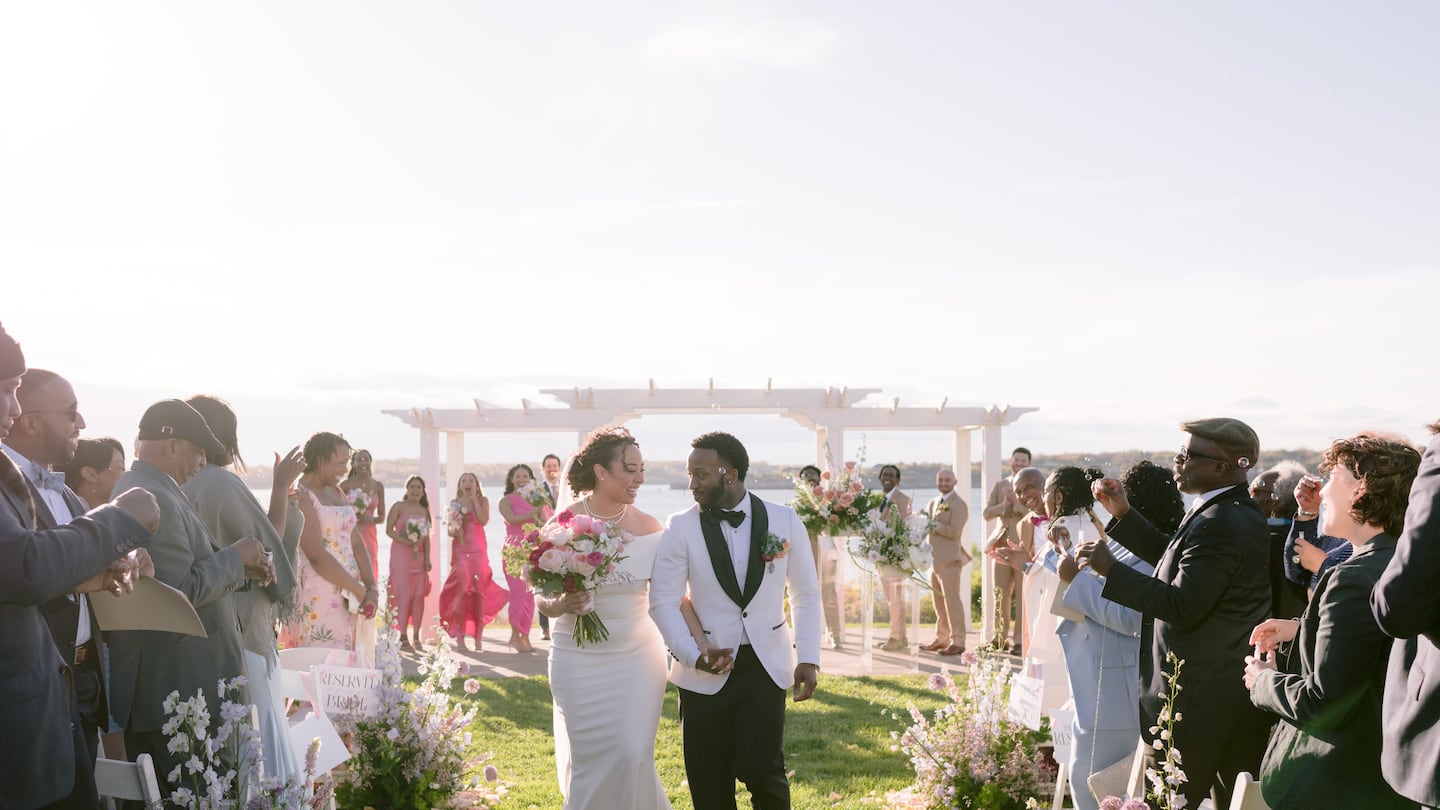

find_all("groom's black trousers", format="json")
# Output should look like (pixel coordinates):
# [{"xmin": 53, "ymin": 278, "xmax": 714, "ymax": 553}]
[{"xmin": 678, "ymin": 644, "xmax": 790, "ymax": 810}]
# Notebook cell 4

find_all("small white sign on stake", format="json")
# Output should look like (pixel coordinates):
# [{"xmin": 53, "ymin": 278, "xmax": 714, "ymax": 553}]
[
  {"xmin": 1008, "ymin": 673, "xmax": 1045, "ymax": 731},
  {"xmin": 313, "ymin": 664, "xmax": 383, "ymax": 719},
  {"xmin": 1048, "ymin": 708, "xmax": 1074, "ymax": 759}
]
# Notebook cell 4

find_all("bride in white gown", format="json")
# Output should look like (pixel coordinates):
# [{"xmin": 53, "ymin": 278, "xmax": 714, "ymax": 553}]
[{"xmin": 537, "ymin": 427, "xmax": 703, "ymax": 810}]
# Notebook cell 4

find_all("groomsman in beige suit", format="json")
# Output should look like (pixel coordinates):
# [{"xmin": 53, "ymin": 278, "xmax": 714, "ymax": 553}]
[
  {"xmin": 984, "ymin": 447, "xmax": 1031, "ymax": 653},
  {"xmin": 921, "ymin": 468, "xmax": 971, "ymax": 656}
]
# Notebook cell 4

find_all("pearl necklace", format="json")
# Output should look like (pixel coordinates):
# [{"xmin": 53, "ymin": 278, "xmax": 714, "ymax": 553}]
[{"xmin": 584, "ymin": 497, "xmax": 627, "ymax": 524}]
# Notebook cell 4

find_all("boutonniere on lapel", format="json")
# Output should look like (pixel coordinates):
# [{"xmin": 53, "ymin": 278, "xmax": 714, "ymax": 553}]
[{"xmin": 759, "ymin": 531, "xmax": 790, "ymax": 573}]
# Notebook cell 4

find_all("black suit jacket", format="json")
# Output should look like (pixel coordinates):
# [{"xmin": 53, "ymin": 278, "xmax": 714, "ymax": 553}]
[
  {"xmin": 0, "ymin": 458, "xmax": 149, "ymax": 810},
  {"xmin": 1372, "ymin": 432, "xmax": 1440, "ymax": 807},
  {"xmin": 1102, "ymin": 486, "xmax": 1274, "ymax": 749},
  {"xmin": 1251, "ymin": 534, "xmax": 1410, "ymax": 809},
  {"xmin": 29, "ymin": 480, "xmax": 108, "ymax": 723}
]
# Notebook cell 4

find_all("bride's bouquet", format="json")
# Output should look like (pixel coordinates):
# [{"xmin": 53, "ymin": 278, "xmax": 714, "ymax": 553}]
[
  {"xmin": 850, "ymin": 508, "xmax": 935, "ymax": 586},
  {"xmin": 502, "ymin": 509, "xmax": 631, "ymax": 647},
  {"xmin": 791, "ymin": 461, "xmax": 885, "ymax": 536}
]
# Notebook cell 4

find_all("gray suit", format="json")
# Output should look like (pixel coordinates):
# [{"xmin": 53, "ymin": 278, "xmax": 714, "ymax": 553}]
[
  {"xmin": 107, "ymin": 460, "xmax": 250, "ymax": 779},
  {"xmin": 0, "ymin": 456, "xmax": 149, "ymax": 810}
]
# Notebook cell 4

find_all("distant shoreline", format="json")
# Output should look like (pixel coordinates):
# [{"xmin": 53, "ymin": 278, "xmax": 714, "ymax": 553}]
[{"xmin": 236, "ymin": 448, "xmax": 1328, "ymax": 489}]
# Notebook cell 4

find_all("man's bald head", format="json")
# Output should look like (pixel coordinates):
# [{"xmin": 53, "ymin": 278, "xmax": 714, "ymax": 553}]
[{"xmin": 1014, "ymin": 467, "xmax": 1047, "ymax": 515}]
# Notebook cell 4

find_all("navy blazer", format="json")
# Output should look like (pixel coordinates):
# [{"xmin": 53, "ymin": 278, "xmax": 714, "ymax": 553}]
[
  {"xmin": 0, "ymin": 462, "xmax": 149, "ymax": 809},
  {"xmin": 1372, "ymin": 432, "xmax": 1440, "ymax": 807},
  {"xmin": 1101, "ymin": 486, "xmax": 1275, "ymax": 754},
  {"xmin": 28, "ymin": 480, "xmax": 109, "ymax": 723}
]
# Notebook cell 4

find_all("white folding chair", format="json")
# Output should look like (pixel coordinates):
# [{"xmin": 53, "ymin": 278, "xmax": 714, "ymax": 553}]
[
  {"xmin": 95, "ymin": 752, "xmax": 164, "ymax": 810},
  {"xmin": 1228, "ymin": 771, "xmax": 1270, "ymax": 810},
  {"xmin": 278, "ymin": 646, "xmax": 351, "ymax": 673}
]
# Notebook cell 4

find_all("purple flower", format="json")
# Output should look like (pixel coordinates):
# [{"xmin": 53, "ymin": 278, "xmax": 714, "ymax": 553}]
[
  {"xmin": 1099, "ymin": 798, "xmax": 1124, "ymax": 810},
  {"xmin": 1122, "ymin": 800, "xmax": 1150, "ymax": 810},
  {"xmin": 483, "ymin": 764, "xmax": 498, "ymax": 783},
  {"xmin": 927, "ymin": 673, "xmax": 951, "ymax": 691}
]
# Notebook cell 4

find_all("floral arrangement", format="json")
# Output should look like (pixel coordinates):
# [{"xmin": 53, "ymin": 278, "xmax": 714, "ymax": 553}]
[
  {"xmin": 791, "ymin": 459, "xmax": 887, "ymax": 536},
  {"xmin": 888, "ymin": 653, "xmax": 1053, "ymax": 809},
  {"xmin": 518, "ymin": 481, "xmax": 551, "ymax": 512},
  {"xmin": 404, "ymin": 516, "xmax": 429, "ymax": 560},
  {"xmin": 159, "ymin": 677, "xmax": 333, "ymax": 809},
  {"xmin": 500, "ymin": 509, "xmax": 632, "ymax": 647},
  {"xmin": 1143, "ymin": 651, "xmax": 1188, "ymax": 810},
  {"xmin": 850, "ymin": 509, "xmax": 935, "ymax": 586},
  {"xmin": 346, "ymin": 487, "xmax": 375, "ymax": 517},
  {"xmin": 447, "ymin": 500, "xmax": 469, "ymax": 538},
  {"xmin": 333, "ymin": 614, "xmax": 506, "ymax": 809}
]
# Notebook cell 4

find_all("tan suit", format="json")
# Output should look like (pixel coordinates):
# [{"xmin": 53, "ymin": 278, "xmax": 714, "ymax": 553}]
[
  {"xmin": 983, "ymin": 478, "xmax": 1027, "ymax": 647},
  {"xmin": 926, "ymin": 491, "xmax": 970, "ymax": 647}
]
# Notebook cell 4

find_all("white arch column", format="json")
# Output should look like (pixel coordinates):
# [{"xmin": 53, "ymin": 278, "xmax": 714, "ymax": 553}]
[
  {"xmin": 979, "ymin": 419, "xmax": 1004, "ymax": 644},
  {"xmin": 417, "ymin": 427, "xmax": 442, "ymax": 632},
  {"xmin": 952, "ymin": 428, "xmax": 974, "ymax": 637}
]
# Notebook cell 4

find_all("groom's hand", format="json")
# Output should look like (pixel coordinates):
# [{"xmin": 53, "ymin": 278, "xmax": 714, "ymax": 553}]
[{"xmin": 792, "ymin": 663, "xmax": 818, "ymax": 702}]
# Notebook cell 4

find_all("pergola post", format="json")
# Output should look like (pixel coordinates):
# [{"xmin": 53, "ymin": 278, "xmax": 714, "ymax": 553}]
[
  {"xmin": 952, "ymin": 428, "xmax": 974, "ymax": 636},
  {"xmin": 979, "ymin": 419, "xmax": 1004, "ymax": 644},
  {"xmin": 418, "ymin": 426, "xmax": 442, "ymax": 633}
]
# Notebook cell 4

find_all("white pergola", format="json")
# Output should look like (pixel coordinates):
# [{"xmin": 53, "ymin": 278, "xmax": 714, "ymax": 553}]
[{"xmin": 383, "ymin": 382, "xmax": 1036, "ymax": 642}]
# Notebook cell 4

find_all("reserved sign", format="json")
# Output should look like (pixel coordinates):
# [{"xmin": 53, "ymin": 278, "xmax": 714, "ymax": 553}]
[
  {"xmin": 1008, "ymin": 674, "xmax": 1045, "ymax": 731},
  {"xmin": 313, "ymin": 664, "xmax": 383, "ymax": 718}
]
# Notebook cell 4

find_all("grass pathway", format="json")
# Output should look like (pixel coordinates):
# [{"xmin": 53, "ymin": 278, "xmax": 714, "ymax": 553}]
[{"xmin": 454, "ymin": 674, "xmax": 952, "ymax": 809}]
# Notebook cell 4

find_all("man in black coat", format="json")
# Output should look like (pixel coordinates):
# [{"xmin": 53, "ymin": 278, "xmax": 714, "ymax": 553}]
[
  {"xmin": 1371, "ymin": 423, "xmax": 1440, "ymax": 809},
  {"xmin": 1077, "ymin": 418, "xmax": 1275, "ymax": 809},
  {"xmin": 0, "ymin": 324, "xmax": 158, "ymax": 810}
]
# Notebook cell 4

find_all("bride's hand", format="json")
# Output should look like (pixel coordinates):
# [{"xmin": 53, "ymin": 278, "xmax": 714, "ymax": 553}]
[{"xmin": 545, "ymin": 592, "xmax": 591, "ymax": 617}]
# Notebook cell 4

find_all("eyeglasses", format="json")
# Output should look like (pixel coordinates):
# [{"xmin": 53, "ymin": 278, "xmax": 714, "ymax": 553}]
[{"xmin": 1174, "ymin": 447, "xmax": 1230, "ymax": 465}]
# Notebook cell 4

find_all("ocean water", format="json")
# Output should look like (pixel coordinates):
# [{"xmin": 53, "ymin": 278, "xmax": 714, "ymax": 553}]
[{"xmin": 252, "ymin": 484, "xmax": 987, "ymax": 582}]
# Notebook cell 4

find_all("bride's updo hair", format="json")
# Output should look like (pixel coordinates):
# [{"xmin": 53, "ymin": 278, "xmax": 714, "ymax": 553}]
[
  {"xmin": 1048, "ymin": 466, "xmax": 1105, "ymax": 517},
  {"xmin": 568, "ymin": 427, "xmax": 640, "ymax": 495}
]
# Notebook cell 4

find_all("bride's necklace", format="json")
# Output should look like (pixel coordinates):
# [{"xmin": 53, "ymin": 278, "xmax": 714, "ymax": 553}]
[{"xmin": 584, "ymin": 497, "xmax": 627, "ymax": 524}]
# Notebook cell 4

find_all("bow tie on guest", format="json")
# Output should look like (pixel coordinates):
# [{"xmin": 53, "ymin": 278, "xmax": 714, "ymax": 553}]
[
  {"xmin": 702, "ymin": 508, "xmax": 745, "ymax": 529},
  {"xmin": 34, "ymin": 468, "xmax": 66, "ymax": 492},
  {"xmin": 1029, "ymin": 514, "xmax": 1049, "ymax": 527}
]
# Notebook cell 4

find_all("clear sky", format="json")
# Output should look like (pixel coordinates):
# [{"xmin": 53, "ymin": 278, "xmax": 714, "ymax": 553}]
[{"xmin": 4, "ymin": 2, "xmax": 1437, "ymax": 469}]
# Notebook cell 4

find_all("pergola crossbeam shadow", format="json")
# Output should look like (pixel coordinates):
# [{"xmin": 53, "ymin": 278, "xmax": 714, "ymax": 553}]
[{"xmin": 383, "ymin": 383, "xmax": 1036, "ymax": 648}]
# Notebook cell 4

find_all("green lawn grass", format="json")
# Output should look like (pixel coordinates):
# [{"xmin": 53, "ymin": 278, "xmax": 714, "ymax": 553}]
[{"xmin": 452, "ymin": 674, "xmax": 951, "ymax": 809}]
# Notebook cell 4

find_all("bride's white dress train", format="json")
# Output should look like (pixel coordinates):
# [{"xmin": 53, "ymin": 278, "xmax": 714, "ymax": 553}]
[{"xmin": 549, "ymin": 530, "xmax": 672, "ymax": 809}]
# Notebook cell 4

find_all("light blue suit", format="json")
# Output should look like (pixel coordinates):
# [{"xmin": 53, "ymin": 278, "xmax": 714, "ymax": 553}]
[{"xmin": 1043, "ymin": 544, "xmax": 1153, "ymax": 810}]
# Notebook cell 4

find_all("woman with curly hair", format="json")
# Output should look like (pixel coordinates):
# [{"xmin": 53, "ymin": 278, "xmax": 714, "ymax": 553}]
[
  {"xmin": 535, "ymin": 427, "xmax": 673, "ymax": 808},
  {"xmin": 1245, "ymin": 431, "xmax": 1421, "ymax": 809}
]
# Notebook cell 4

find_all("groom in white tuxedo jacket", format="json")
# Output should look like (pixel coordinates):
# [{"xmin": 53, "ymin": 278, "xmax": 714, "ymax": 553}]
[{"xmin": 650, "ymin": 432, "xmax": 822, "ymax": 810}]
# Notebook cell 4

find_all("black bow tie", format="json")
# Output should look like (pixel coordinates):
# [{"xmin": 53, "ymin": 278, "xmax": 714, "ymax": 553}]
[{"xmin": 703, "ymin": 508, "xmax": 745, "ymax": 529}]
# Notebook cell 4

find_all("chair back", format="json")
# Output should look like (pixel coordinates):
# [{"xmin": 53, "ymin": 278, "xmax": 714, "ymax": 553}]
[
  {"xmin": 95, "ymin": 752, "xmax": 164, "ymax": 809},
  {"xmin": 1228, "ymin": 771, "xmax": 1270, "ymax": 810},
  {"xmin": 279, "ymin": 646, "xmax": 352, "ymax": 672}
]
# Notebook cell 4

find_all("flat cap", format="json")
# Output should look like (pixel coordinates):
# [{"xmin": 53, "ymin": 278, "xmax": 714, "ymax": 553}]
[
  {"xmin": 1180, "ymin": 417, "xmax": 1259, "ymax": 468},
  {"xmin": 138, "ymin": 399, "xmax": 226, "ymax": 456}
]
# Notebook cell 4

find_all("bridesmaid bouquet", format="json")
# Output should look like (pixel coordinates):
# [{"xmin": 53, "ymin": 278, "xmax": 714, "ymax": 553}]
[
  {"xmin": 519, "ymin": 481, "xmax": 551, "ymax": 512},
  {"xmin": 849, "ymin": 509, "xmax": 935, "ymax": 586},
  {"xmin": 445, "ymin": 501, "xmax": 467, "ymax": 538},
  {"xmin": 346, "ymin": 487, "xmax": 375, "ymax": 517},
  {"xmin": 503, "ymin": 509, "xmax": 632, "ymax": 647},
  {"xmin": 404, "ymin": 517, "xmax": 429, "ymax": 561}
]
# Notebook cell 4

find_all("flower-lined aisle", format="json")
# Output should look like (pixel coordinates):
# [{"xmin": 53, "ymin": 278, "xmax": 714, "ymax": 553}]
[
  {"xmin": 334, "ymin": 618, "xmax": 509, "ymax": 809},
  {"xmin": 884, "ymin": 653, "xmax": 1054, "ymax": 810}
]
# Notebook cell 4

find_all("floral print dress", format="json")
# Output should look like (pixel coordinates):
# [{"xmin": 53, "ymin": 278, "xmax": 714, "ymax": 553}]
[{"xmin": 280, "ymin": 487, "xmax": 362, "ymax": 650}]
